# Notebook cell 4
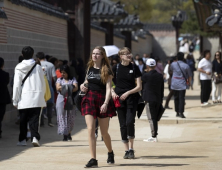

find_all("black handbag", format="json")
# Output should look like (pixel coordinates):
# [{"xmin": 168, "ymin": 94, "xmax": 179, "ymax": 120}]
[
  {"xmin": 74, "ymin": 70, "xmax": 89, "ymax": 112},
  {"xmin": 74, "ymin": 91, "xmax": 84, "ymax": 112}
]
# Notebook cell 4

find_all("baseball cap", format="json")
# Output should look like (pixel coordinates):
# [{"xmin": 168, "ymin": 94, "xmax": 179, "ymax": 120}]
[{"xmin": 146, "ymin": 58, "xmax": 156, "ymax": 66}]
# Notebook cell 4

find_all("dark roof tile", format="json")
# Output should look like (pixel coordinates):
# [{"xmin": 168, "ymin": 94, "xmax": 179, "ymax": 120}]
[
  {"xmin": 91, "ymin": 0, "xmax": 127, "ymax": 22},
  {"xmin": 115, "ymin": 14, "xmax": 143, "ymax": 31},
  {"xmin": 10, "ymin": 0, "xmax": 68, "ymax": 19}
]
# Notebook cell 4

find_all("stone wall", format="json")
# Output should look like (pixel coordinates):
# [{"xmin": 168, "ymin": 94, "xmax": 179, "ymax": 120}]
[
  {"xmin": 90, "ymin": 28, "xmax": 105, "ymax": 50},
  {"xmin": 150, "ymin": 31, "xmax": 176, "ymax": 60},
  {"xmin": 1, "ymin": 0, "xmax": 69, "ymax": 123},
  {"xmin": 132, "ymin": 35, "xmax": 153, "ymax": 57},
  {"xmin": 203, "ymin": 37, "xmax": 220, "ymax": 58},
  {"xmin": 114, "ymin": 36, "xmax": 124, "ymax": 49}
]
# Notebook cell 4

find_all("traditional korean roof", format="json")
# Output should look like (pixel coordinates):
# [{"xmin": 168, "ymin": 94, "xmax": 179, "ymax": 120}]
[
  {"xmin": 193, "ymin": 0, "xmax": 221, "ymax": 32},
  {"xmin": 114, "ymin": 14, "xmax": 143, "ymax": 31},
  {"xmin": 91, "ymin": 0, "xmax": 127, "ymax": 22},
  {"xmin": 144, "ymin": 23, "xmax": 175, "ymax": 32},
  {"xmin": 91, "ymin": 21, "xmax": 125, "ymax": 39},
  {"xmin": 9, "ymin": 0, "xmax": 69, "ymax": 19}
]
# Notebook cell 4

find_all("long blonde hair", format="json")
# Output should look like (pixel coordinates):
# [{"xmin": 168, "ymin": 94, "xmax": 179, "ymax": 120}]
[{"xmin": 87, "ymin": 46, "xmax": 113, "ymax": 84}]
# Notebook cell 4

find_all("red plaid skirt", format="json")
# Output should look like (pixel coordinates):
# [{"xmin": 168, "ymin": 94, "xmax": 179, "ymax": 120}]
[{"xmin": 81, "ymin": 90, "xmax": 116, "ymax": 119}]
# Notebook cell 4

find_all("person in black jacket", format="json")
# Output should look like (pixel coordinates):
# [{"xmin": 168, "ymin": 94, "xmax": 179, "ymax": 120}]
[
  {"xmin": 0, "ymin": 57, "xmax": 11, "ymax": 138},
  {"xmin": 142, "ymin": 58, "xmax": 164, "ymax": 142}
]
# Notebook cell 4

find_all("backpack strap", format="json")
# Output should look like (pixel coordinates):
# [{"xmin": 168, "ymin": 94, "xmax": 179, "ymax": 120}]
[{"xmin": 21, "ymin": 63, "xmax": 37, "ymax": 86}]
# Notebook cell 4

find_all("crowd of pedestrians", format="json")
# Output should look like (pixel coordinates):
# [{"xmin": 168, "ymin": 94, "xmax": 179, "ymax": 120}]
[{"xmin": 0, "ymin": 44, "xmax": 221, "ymax": 168}]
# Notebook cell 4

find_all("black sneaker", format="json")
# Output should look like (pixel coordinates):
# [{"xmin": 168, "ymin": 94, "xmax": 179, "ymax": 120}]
[
  {"xmin": 63, "ymin": 135, "xmax": 68, "ymax": 141},
  {"xmin": 128, "ymin": 150, "xmax": 135, "ymax": 159},
  {"xmin": 107, "ymin": 151, "xmax": 115, "ymax": 164},
  {"xmin": 67, "ymin": 133, "xmax": 72, "ymax": 141},
  {"xmin": 123, "ymin": 151, "xmax": 129, "ymax": 159},
  {"xmin": 85, "ymin": 158, "xmax": 98, "ymax": 168}
]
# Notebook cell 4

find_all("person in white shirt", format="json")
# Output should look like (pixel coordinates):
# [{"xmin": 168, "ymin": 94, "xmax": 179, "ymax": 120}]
[
  {"xmin": 13, "ymin": 46, "xmax": 46, "ymax": 147},
  {"xmin": 198, "ymin": 50, "xmax": 212, "ymax": 106}
]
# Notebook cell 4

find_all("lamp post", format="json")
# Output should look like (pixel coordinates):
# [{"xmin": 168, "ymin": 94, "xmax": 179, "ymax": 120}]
[{"xmin": 171, "ymin": 10, "xmax": 184, "ymax": 52}]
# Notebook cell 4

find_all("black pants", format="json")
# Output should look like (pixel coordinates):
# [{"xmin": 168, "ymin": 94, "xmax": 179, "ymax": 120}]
[
  {"xmin": 200, "ymin": 80, "xmax": 212, "ymax": 103},
  {"xmin": 164, "ymin": 89, "xmax": 174, "ymax": 108},
  {"xmin": 174, "ymin": 90, "xmax": 186, "ymax": 113},
  {"xmin": 117, "ymin": 102, "xmax": 138, "ymax": 143},
  {"xmin": 41, "ymin": 103, "xmax": 53, "ymax": 125},
  {"xmin": 19, "ymin": 107, "xmax": 41, "ymax": 142},
  {"xmin": 0, "ymin": 104, "xmax": 6, "ymax": 134},
  {"xmin": 146, "ymin": 102, "xmax": 160, "ymax": 137}
]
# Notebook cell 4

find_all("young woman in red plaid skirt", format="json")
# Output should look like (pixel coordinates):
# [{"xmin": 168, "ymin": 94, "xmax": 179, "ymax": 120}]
[{"xmin": 80, "ymin": 46, "xmax": 116, "ymax": 168}]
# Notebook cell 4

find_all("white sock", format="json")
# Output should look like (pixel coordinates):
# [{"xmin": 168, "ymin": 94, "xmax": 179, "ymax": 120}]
[{"xmin": 129, "ymin": 148, "xmax": 133, "ymax": 151}]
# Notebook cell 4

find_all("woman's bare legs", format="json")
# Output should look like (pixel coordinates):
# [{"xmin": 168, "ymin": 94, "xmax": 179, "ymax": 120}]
[
  {"xmin": 98, "ymin": 117, "xmax": 112, "ymax": 152},
  {"xmin": 85, "ymin": 115, "xmax": 96, "ymax": 159}
]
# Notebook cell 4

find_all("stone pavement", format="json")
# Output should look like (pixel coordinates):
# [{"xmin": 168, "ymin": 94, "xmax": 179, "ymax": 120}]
[{"xmin": 0, "ymin": 59, "xmax": 222, "ymax": 169}]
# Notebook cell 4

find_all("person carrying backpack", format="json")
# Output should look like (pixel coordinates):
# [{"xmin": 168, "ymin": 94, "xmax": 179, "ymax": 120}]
[{"xmin": 112, "ymin": 47, "xmax": 142, "ymax": 159}]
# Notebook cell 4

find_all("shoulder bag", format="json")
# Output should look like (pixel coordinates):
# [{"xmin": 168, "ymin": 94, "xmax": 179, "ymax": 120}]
[
  {"xmin": 74, "ymin": 69, "xmax": 89, "ymax": 112},
  {"xmin": 177, "ymin": 62, "xmax": 190, "ymax": 89}
]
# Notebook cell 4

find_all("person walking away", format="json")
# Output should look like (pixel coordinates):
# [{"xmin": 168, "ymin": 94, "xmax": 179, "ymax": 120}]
[
  {"xmin": 0, "ymin": 57, "xmax": 11, "ymax": 139},
  {"xmin": 198, "ymin": 50, "xmax": 212, "ymax": 106},
  {"xmin": 56, "ymin": 65, "xmax": 78, "ymax": 141},
  {"xmin": 36, "ymin": 52, "xmax": 56, "ymax": 127},
  {"xmin": 112, "ymin": 47, "xmax": 142, "ymax": 159},
  {"xmin": 170, "ymin": 52, "xmax": 192, "ymax": 118},
  {"xmin": 142, "ymin": 58, "xmax": 164, "ymax": 142},
  {"xmin": 80, "ymin": 46, "xmax": 116, "ymax": 168},
  {"xmin": 164, "ymin": 57, "xmax": 176, "ymax": 109},
  {"xmin": 212, "ymin": 51, "xmax": 222, "ymax": 104},
  {"xmin": 186, "ymin": 54, "xmax": 196, "ymax": 90},
  {"xmin": 13, "ymin": 46, "xmax": 46, "ymax": 147},
  {"xmin": 138, "ymin": 58, "xmax": 146, "ymax": 74}
]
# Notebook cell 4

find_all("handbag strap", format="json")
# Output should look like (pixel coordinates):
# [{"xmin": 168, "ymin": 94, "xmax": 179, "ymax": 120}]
[
  {"xmin": 176, "ymin": 62, "xmax": 187, "ymax": 80},
  {"xmin": 21, "ymin": 62, "xmax": 37, "ymax": 86}
]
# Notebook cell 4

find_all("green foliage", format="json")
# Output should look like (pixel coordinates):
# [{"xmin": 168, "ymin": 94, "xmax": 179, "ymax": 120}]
[
  {"xmin": 114, "ymin": 0, "xmax": 214, "ymax": 37},
  {"xmin": 113, "ymin": 0, "xmax": 153, "ymax": 22}
]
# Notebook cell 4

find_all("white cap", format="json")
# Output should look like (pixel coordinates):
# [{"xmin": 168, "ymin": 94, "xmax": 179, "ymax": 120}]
[{"xmin": 146, "ymin": 58, "xmax": 156, "ymax": 66}]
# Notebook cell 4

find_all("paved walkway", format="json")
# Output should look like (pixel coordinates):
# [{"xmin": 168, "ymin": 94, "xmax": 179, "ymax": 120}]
[{"xmin": 0, "ymin": 53, "xmax": 222, "ymax": 169}]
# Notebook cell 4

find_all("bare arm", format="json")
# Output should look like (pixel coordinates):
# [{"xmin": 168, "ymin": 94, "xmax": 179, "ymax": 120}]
[
  {"xmin": 56, "ymin": 82, "xmax": 62, "ymax": 92},
  {"xmin": 100, "ymin": 76, "xmax": 112, "ymax": 113},
  {"xmin": 73, "ymin": 83, "xmax": 78, "ymax": 92},
  {"xmin": 112, "ymin": 77, "xmax": 142, "ymax": 101},
  {"xmin": 80, "ymin": 79, "xmax": 88, "ymax": 92},
  {"xmin": 198, "ymin": 68, "xmax": 211, "ymax": 75}
]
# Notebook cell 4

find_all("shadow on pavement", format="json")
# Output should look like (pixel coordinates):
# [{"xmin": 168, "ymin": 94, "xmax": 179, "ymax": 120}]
[
  {"xmin": 101, "ymin": 163, "xmax": 189, "ymax": 167},
  {"xmin": 139, "ymin": 155, "xmax": 208, "ymax": 159},
  {"xmin": 0, "ymin": 113, "xmax": 87, "ymax": 162}
]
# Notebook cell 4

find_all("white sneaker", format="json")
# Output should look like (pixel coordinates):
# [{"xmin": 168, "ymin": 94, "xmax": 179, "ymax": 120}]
[
  {"xmin": 32, "ymin": 137, "xmax": 40, "ymax": 147},
  {"xmin": 143, "ymin": 137, "xmax": 158, "ymax": 142},
  {"xmin": 17, "ymin": 140, "xmax": 27, "ymax": 146},
  {"xmin": 201, "ymin": 102, "xmax": 209, "ymax": 107}
]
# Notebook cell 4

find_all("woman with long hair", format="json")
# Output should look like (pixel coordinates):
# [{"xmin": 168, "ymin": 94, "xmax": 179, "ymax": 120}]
[
  {"xmin": 112, "ymin": 47, "xmax": 142, "ymax": 159},
  {"xmin": 212, "ymin": 51, "xmax": 222, "ymax": 103},
  {"xmin": 56, "ymin": 65, "xmax": 78, "ymax": 141},
  {"xmin": 80, "ymin": 46, "xmax": 116, "ymax": 168}
]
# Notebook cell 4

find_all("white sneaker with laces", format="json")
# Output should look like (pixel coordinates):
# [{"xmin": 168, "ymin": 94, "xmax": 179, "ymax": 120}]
[
  {"xmin": 143, "ymin": 137, "xmax": 158, "ymax": 142},
  {"xmin": 17, "ymin": 140, "xmax": 27, "ymax": 146},
  {"xmin": 32, "ymin": 137, "xmax": 40, "ymax": 147}
]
